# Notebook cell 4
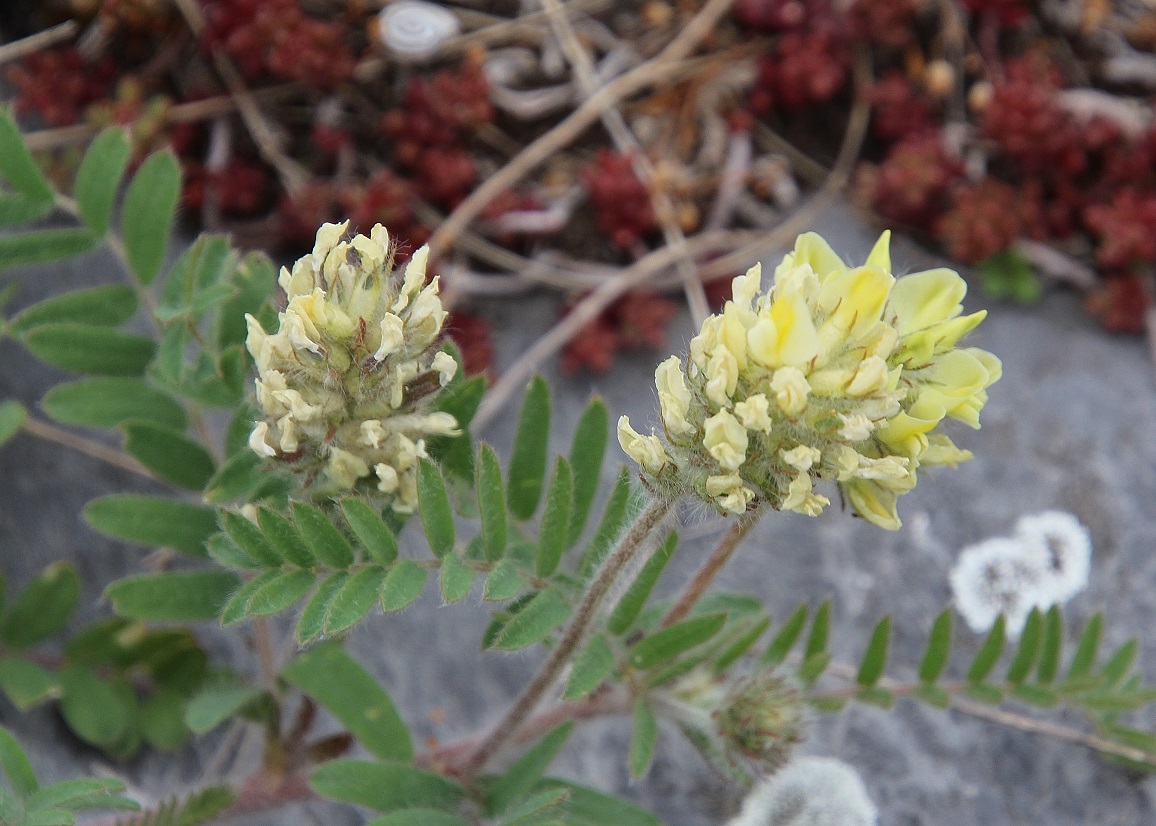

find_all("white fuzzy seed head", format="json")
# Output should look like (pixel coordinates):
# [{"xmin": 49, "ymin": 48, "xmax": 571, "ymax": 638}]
[{"xmin": 728, "ymin": 756, "xmax": 878, "ymax": 826}]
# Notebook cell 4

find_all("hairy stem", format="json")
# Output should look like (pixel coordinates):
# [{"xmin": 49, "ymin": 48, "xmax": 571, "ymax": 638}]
[
  {"xmin": 454, "ymin": 495, "xmax": 676, "ymax": 776},
  {"xmin": 661, "ymin": 507, "xmax": 762, "ymax": 628},
  {"xmin": 21, "ymin": 416, "xmax": 160, "ymax": 481}
]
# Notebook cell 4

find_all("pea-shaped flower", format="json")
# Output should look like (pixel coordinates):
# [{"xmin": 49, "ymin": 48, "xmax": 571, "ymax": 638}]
[
  {"xmin": 618, "ymin": 231, "xmax": 1000, "ymax": 529},
  {"xmin": 246, "ymin": 221, "xmax": 459, "ymax": 510}
]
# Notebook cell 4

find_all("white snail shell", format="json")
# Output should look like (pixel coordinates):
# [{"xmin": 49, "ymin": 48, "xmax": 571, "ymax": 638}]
[{"xmin": 378, "ymin": 1, "xmax": 461, "ymax": 62}]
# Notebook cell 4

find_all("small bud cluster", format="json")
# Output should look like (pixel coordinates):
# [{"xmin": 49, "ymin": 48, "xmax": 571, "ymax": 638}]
[
  {"xmin": 950, "ymin": 510, "xmax": 1092, "ymax": 637},
  {"xmin": 668, "ymin": 670, "xmax": 808, "ymax": 781},
  {"xmin": 619, "ymin": 231, "xmax": 1001, "ymax": 529},
  {"xmin": 246, "ymin": 222, "xmax": 458, "ymax": 510}
]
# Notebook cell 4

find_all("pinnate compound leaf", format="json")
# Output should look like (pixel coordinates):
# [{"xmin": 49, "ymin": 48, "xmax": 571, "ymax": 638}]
[
  {"xmin": 535, "ymin": 457, "xmax": 572, "ymax": 578},
  {"xmin": 42, "ymin": 378, "xmax": 185, "ymax": 430},
  {"xmin": 507, "ymin": 376, "xmax": 550, "ymax": 520},
  {"xmin": 74, "ymin": 128, "xmax": 131, "ymax": 237},
  {"xmin": 0, "ymin": 401, "xmax": 26, "ymax": 448},
  {"xmin": 919, "ymin": 609, "xmax": 953, "ymax": 684},
  {"xmin": 340, "ymin": 499, "xmax": 398, "ymax": 565},
  {"xmin": 380, "ymin": 561, "xmax": 427, "ymax": 612},
  {"xmin": 122, "ymin": 422, "xmax": 215, "ymax": 490},
  {"xmin": 120, "ymin": 150, "xmax": 180, "ymax": 285},
  {"xmin": 476, "ymin": 445, "xmax": 508, "ymax": 561},
  {"xmin": 0, "ymin": 726, "xmax": 38, "ymax": 797},
  {"xmin": 292, "ymin": 502, "xmax": 354, "ymax": 568},
  {"xmin": 22, "ymin": 324, "xmax": 154, "ymax": 376},
  {"xmin": 0, "ymin": 228, "xmax": 96, "ymax": 268},
  {"xmin": 439, "ymin": 555, "xmax": 474, "ymax": 604},
  {"xmin": 487, "ymin": 723, "xmax": 572, "ymax": 815},
  {"xmin": 1006, "ymin": 608, "xmax": 1043, "ymax": 684},
  {"xmin": 246, "ymin": 570, "xmax": 314, "ymax": 617},
  {"xmin": 564, "ymin": 635, "xmax": 615, "ymax": 700},
  {"xmin": 0, "ymin": 657, "xmax": 59, "ymax": 710},
  {"xmin": 297, "ymin": 573, "xmax": 349, "ymax": 645},
  {"xmin": 967, "ymin": 615, "xmax": 1006, "ymax": 684},
  {"xmin": 325, "ymin": 566, "xmax": 388, "ymax": 634},
  {"xmin": 185, "ymin": 686, "xmax": 264, "ymax": 733},
  {"xmin": 494, "ymin": 589, "xmax": 571, "ymax": 651},
  {"xmin": 85, "ymin": 495, "xmax": 215, "ymax": 557},
  {"xmin": 104, "ymin": 570, "xmax": 239, "ymax": 621},
  {"xmin": 857, "ymin": 615, "xmax": 891, "ymax": 687},
  {"xmin": 629, "ymin": 613, "xmax": 726, "ymax": 670},
  {"xmin": 283, "ymin": 641, "xmax": 413, "ymax": 762},
  {"xmin": 762, "ymin": 603, "xmax": 809, "ymax": 667},
  {"xmin": 9, "ymin": 285, "xmax": 137, "ymax": 336},
  {"xmin": 566, "ymin": 397, "xmax": 608, "ymax": 548},
  {"xmin": 1, "ymin": 562, "xmax": 79, "ymax": 649},
  {"xmin": 310, "ymin": 760, "xmax": 462, "ymax": 813},
  {"xmin": 418, "ymin": 460, "xmax": 454, "ymax": 557}
]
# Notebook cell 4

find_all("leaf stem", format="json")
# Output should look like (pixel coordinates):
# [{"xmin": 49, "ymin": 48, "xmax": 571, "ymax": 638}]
[
  {"xmin": 453, "ymin": 494, "xmax": 676, "ymax": 777},
  {"xmin": 20, "ymin": 415, "xmax": 160, "ymax": 481},
  {"xmin": 660, "ymin": 507, "xmax": 763, "ymax": 628}
]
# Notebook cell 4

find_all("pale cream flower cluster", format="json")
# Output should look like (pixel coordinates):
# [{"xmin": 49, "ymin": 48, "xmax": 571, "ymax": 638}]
[
  {"xmin": 245, "ymin": 221, "xmax": 458, "ymax": 510},
  {"xmin": 618, "ymin": 231, "xmax": 1001, "ymax": 529}
]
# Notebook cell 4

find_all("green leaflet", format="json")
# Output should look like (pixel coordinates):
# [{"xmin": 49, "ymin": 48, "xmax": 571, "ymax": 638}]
[
  {"xmin": 326, "ymin": 567, "xmax": 388, "ymax": 633},
  {"xmin": 0, "ymin": 401, "xmax": 27, "ymax": 449},
  {"xmin": 566, "ymin": 397, "xmax": 608, "ymax": 548},
  {"xmin": 487, "ymin": 722, "xmax": 572, "ymax": 815},
  {"xmin": 0, "ymin": 227, "xmax": 97, "ymax": 268},
  {"xmin": 0, "ymin": 563, "xmax": 79, "ymax": 649},
  {"xmin": 492, "ymin": 589, "xmax": 571, "ymax": 651},
  {"xmin": 310, "ymin": 760, "xmax": 462, "ymax": 813},
  {"xmin": 341, "ymin": 499, "xmax": 399, "ymax": 565},
  {"xmin": 629, "ymin": 613, "xmax": 726, "ymax": 670},
  {"xmin": 42, "ymin": 377, "xmax": 185, "ymax": 430},
  {"xmin": 564, "ymin": 635, "xmax": 615, "ymax": 700},
  {"xmin": 629, "ymin": 701, "xmax": 658, "ymax": 779},
  {"xmin": 292, "ymin": 502, "xmax": 355, "ymax": 568},
  {"xmin": 919, "ymin": 609, "xmax": 953, "ymax": 684},
  {"xmin": 8, "ymin": 284, "xmax": 138, "ymax": 336},
  {"xmin": 476, "ymin": 444, "xmax": 508, "ymax": 562},
  {"xmin": 507, "ymin": 376, "xmax": 551, "ymax": 520},
  {"xmin": 856, "ymin": 616, "xmax": 891, "ymax": 688},
  {"xmin": 85, "ymin": 494, "xmax": 216, "ymax": 557},
  {"xmin": 184, "ymin": 686, "xmax": 265, "ymax": 733},
  {"xmin": 0, "ymin": 108, "xmax": 53, "ymax": 203},
  {"xmin": 380, "ymin": 561, "xmax": 428, "ymax": 613},
  {"xmin": 283, "ymin": 642, "xmax": 413, "ymax": 762},
  {"xmin": 418, "ymin": 460, "xmax": 454, "ymax": 558},
  {"xmin": 120, "ymin": 150, "xmax": 181, "ymax": 286},
  {"xmin": 122, "ymin": 422, "xmax": 216, "ymax": 491},
  {"xmin": 535, "ymin": 457, "xmax": 572, "ymax": 578},
  {"xmin": 23, "ymin": 324, "xmax": 155, "ymax": 376},
  {"xmin": 104, "ymin": 570, "xmax": 240, "ymax": 621},
  {"xmin": 74, "ymin": 127, "xmax": 131, "ymax": 237}
]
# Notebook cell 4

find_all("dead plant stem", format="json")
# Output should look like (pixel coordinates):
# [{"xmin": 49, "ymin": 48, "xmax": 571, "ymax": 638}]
[
  {"xmin": 429, "ymin": 0, "xmax": 738, "ymax": 264},
  {"xmin": 0, "ymin": 20, "xmax": 79, "ymax": 66}
]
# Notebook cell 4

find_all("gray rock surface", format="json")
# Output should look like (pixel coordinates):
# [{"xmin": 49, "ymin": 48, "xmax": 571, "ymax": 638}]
[{"xmin": 3, "ymin": 207, "xmax": 1156, "ymax": 825}]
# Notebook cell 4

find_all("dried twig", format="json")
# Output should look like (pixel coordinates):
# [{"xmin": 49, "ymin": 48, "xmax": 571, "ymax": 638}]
[
  {"xmin": 0, "ymin": 20, "xmax": 79, "ymax": 66},
  {"xmin": 540, "ymin": 0, "xmax": 711, "ymax": 326},
  {"xmin": 429, "ymin": 0, "xmax": 739, "ymax": 267}
]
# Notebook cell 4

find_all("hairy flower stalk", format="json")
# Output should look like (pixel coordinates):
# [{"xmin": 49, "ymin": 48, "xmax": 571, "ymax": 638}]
[
  {"xmin": 245, "ymin": 221, "xmax": 458, "ymax": 509},
  {"xmin": 619, "ymin": 231, "xmax": 1001, "ymax": 529}
]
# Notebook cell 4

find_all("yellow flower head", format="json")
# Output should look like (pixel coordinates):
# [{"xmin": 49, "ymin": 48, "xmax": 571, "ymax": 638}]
[
  {"xmin": 245, "ymin": 222, "xmax": 458, "ymax": 510},
  {"xmin": 618, "ymin": 230, "xmax": 1000, "ymax": 528}
]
